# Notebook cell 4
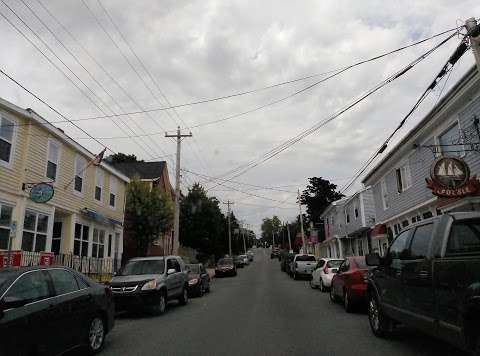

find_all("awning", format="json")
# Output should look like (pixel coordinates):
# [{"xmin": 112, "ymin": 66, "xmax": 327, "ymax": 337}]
[
  {"xmin": 371, "ymin": 224, "xmax": 387, "ymax": 240},
  {"xmin": 80, "ymin": 208, "xmax": 123, "ymax": 227}
]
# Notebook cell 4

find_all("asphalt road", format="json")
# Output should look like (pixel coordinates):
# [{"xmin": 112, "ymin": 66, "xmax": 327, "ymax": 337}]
[{"xmin": 101, "ymin": 248, "xmax": 465, "ymax": 356}]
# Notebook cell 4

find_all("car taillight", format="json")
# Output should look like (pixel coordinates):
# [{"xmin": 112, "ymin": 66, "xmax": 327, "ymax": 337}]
[
  {"xmin": 323, "ymin": 266, "xmax": 328, "ymax": 274},
  {"xmin": 105, "ymin": 285, "xmax": 113, "ymax": 297}
]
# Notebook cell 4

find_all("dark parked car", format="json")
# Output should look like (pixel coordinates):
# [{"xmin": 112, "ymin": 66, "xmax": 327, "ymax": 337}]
[
  {"xmin": 270, "ymin": 247, "xmax": 280, "ymax": 259},
  {"xmin": 108, "ymin": 256, "xmax": 189, "ymax": 315},
  {"xmin": 234, "ymin": 255, "xmax": 245, "ymax": 268},
  {"xmin": 215, "ymin": 258, "xmax": 237, "ymax": 277},
  {"xmin": 186, "ymin": 263, "xmax": 211, "ymax": 297},
  {"xmin": 0, "ymin": 266, "xmax": 114, "ymax": 355},
  {"xmin": 280, "ymin": 252, "xmax": 294, "ymax": 272},
  {"xmin": 285, "ymin": 254, "xmax": 295, "ymax": 276},
  {"xmin": 366, "ymin": 212, "xmax": 480, "ymax": 355},
  {"xmin": 330, "ymin": 256, "xmax": 369, "ymax": 312}
]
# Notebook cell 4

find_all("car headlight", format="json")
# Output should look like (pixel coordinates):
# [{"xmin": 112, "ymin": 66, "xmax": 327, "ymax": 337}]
[
  {"xmin": 189, "ymin": 278, "xmax": 199, "ymax": 285},
  {"xmin": 141, "ymin": 279, "xmax": 157, "ymax": 291}
]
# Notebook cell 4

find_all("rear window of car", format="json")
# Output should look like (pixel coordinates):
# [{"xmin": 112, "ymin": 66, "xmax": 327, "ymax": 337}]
[
  {"xmin": 218, "ymin": 259, "xmax": 233, "ymax": 266},
  {"xmin": 326, "ymin": 260, "xmax": 343, "ymax": 268},
  {"xmin": 296, "ymin": 255, "xmax": 316, "ymax": 262},
  {"xmin": 121, "ymin": 259, "xmax": 165, "ymax": 275}
]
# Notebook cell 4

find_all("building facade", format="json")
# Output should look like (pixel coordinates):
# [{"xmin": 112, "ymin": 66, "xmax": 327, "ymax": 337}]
[
  {"xmin": 362, "ymin": 66, "xmax": 480, "ymax": 255},
  {"xmin": 0, "ymin": 97, "xmax": 129, "ymax": 269}
]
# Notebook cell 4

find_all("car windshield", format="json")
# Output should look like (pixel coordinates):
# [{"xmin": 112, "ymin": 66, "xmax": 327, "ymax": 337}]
[
  {"xmin": 218, "ymin": 259, "xmax": 233, "ymax": 266},
  {"xmin": 326, "ymin": 260, "xmax": 343, "ymax": 268},
  {"xmin": 120, "ymin": 259, "xmax": 165, "ymax": 275},
  {"xmin": 187, "ymin": 264, "xmax": 200, "ymax": 273},
  {"xmin": 296, "ymin": 255, "xmax": 316, "ymax": 262},
  {"xmin": 240, "ymin": 255, "xmax": 247, "ymax": 258}
]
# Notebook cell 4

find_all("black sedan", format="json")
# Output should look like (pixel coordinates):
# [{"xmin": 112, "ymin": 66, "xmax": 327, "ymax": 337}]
[
  {"xmin": 215, "ymin": 258, "xmax": 237, "ymax": 277},
  {"xmin": 0, "ymin": 266, "xmax": 114, "ymax": 355},
  {"xmin": 186, "ymin": 264, "xmax": 210, "ymax": 297}
]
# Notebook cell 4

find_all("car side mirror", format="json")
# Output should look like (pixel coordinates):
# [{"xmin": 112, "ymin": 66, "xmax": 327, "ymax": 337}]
[
  {"xmin": 167, "ymin": 268, "xmax": 176, "ymax": 275},
  {"xmin": 1, "ymin": 296, "xmax": 28, "ymax": 311},
  {"xmin": 365, "ymin": 253, "xmax": 381, "ymax": 266}
]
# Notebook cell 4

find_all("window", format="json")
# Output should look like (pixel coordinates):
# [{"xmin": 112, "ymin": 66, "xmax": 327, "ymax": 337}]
[
  {"xmin": 408, "ymin": 224, "xmax": 433, "ymax": 259},
  {"xmin": 354, "ymin": 204, "xmax": 359, "ymax": 219},
  {"xmin": 0, "ymin": 116, "xmax": 14, "ymax": 164},
  {"xmin": 74, "ymin": 155, "xmax": 86, "ymax": 193},
  {"xmin": 51, "ymin": 222, "xmax": 62, "ymax": 255},
  {"xmin": 339, "ymin": 259, "xmax": 350, "ymax": 272},
  {"xmin": 346, "ymin": 213, "xmax": 350, "ymax": 223},
  {"xmin": 167, "ymin": 258, "xmax": 181, "ymax": 273},
  {"xmin": 94, "ymin": 169, "xmax": 104, "ymax": 202},
  {"xmin": 422, "ymin": 211, "xmax": 433, "ymax": 219},
  {"xmin": 357, "ymin": 239, "xmax": 364, "ymax": 256},
  {"xmin": 0, "ymin": 203, "xmax": 13, "ymax": 250},
  {"xmin": 5, "ymin": 271, "xmax": 50, "ymax": 304},
  {"xmin": 114, "ymin": 232, "xmax": 120, "ymax": 259},
  {"xmin": 396, "ymin": 164, "xmax": 412, "ymax": 192},
  {"xmin": 439, "ymin": 122, "xmax": 463, "ymax": 157},
  {"xmin": 21, "ymin": 210, "xmax": 48, "ymax": 252},
  {"xmin": 394, "ymin": 223, "xmax": 402, "ymax": 235},
  {"xmin": 46, "ymin": 140, "xmax": 60, "ymax": 181},
  {"xmin": 388, "ymin": 230, "xmax": 411, "ymax": 260},
  {"xmin": 402, "ymin": 220, "xmax": 409, "ymax": 228},
  {"xmin": 109, "ymin": 176, "xmax": 117, "ymax": 208},
  {"xmin": 107, "ymin": 234, "xmax": 113, "ymax": 257},
  {"xmin": 92, "ymin": 228, "xmax": 105, "ymax": 258},
  {"xmin": 74, "ymin": 223, "xmax": 89, "ymax": 257},
  {"xmin": 446, "ymin": 219, "xmax": 480, "ymax": 255},
  {"xmin": 381, "ymin": 178, "xmax": 389, "ymax": 210},
  {"xmin": 48, "ymin": 269, "xmax": 80, "ymax": 295},
  {"xmin": 316, "ymin": 260, "xmax": 326, "ymax": 269}
]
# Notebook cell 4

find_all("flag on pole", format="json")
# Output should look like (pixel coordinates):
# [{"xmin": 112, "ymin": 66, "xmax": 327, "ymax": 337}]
[{"xmin": 91, "ymin": 147, "xmax": 107, "ymax": 166}]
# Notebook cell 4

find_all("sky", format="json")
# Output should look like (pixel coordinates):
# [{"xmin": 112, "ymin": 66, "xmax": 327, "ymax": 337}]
[{"xmin": 1, "ymin": 0, "xmax": 479, "ymax": 236}]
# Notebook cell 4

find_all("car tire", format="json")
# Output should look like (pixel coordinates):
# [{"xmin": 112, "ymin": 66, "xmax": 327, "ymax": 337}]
[
  {"xmin": 344, "ymin": 289, "xmax": 355, "ymax": 313},
  {"xmin": 368, "ymin": 294, "xmax": 392, "ymax": 338},
  {"xmin": 309, "ymin": 279, "xmax": 317, "ymax": 289},
  {"xmin": 151, "ymin": 292, "xmax": 167, "ymax": 315},
  {"xmin": 329, "ymin": 286, "xmax": 338, "ymax": 303},
  {"xmin": 86, "ymin": 316, "xmax": 105, "ymax": 355},
  {"xmin": 205, "ymin": 281, "xmax": 211, "ymax": 293},
  {"xmin": 179, "ymin": 286, "xmax": 189, "ymax": 306}
]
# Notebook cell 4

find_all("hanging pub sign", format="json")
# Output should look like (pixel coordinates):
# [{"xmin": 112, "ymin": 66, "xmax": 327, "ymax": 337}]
[
  {"xmin": 29, "ymin": 183, "xmax": 55, "ymax": 203},
  {"xmin": 426, "ymin": 156, "xmax": 479, "ymax": 197}
]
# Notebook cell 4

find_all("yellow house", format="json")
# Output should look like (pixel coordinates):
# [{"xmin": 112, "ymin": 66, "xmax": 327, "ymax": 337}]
[{"xmin": 0, "ymin": 97, "xmax": 129, "ymax": 269}]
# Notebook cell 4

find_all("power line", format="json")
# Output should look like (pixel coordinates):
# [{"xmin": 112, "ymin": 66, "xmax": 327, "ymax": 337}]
[
  {"xmin": 208, "ymin": 33, "xmax": 458, "ymax": 190},
  {"xmin": 340, "ymin": 38, "xmax": 469, "ymax": 194}
]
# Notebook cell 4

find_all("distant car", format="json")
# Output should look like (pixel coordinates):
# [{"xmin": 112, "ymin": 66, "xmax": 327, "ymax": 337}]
[
  {"xmin": 310, "ymin": 258, "xmax": 344, "ymax": 292},
  {"xmin": 270, "ymin": 247, "xmax": 280, "ymax": 259},
  {"xmin": 233, "ymin": 255, "xmax": 245, "ymax": 268},
  {"xmin": 109, "ymin": 256, "xmax": 189, "ymax": 315},
  {"xmin": 290, "ymin": 254, "xmax": 316, "ymax": 279},
  {"xmin": 186, "ymin": 263, "xmax": 210, "ymax": 297},
  {"xmin": 0, "ymin": 266, "xmax": 114, "ymax": 355},
  {"xmin": 247, "ymin": 251, "xmax": 254, "ymax": 262},
  {"xmin": 215, "ymin": 258, "xmax": 237, "ymax": 277},
  {"xmin": 330, "ymin": 256, "xmax": 369, "ymax": 312},
  {"xmin": 239, "ymin": 254, "xmax": 249, "ymax": 265}
]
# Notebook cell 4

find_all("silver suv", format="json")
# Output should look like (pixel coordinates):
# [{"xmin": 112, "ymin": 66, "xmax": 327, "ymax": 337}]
[{"xmin": 108, "ymin": 256, "xmax": 189, "ymax": 315}]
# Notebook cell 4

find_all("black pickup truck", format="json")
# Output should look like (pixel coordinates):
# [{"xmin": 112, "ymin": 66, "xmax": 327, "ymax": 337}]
[{"xmin": 365, "ymin": 212, "xmax": 480, "ymax": 355}]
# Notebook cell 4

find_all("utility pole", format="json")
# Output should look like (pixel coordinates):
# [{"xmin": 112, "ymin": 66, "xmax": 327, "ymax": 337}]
[
  {"xmin": 242, "ymin": 227, "xmax": 247, "ymax": 254},
  {"xmin": 298, "ymin": 189, "xmax": 307, "ymax": 254},
  {"xmin": 223, "ymin": 200, "xmax": 234, "ymax": 256},
  {"xmin": 272, "ymin": 231, "xmax": 276, "ymax": 248},
  {"xmin": 286, "ymin": 222, "xmax": 292, "ymax": 252},
  {"xmin": 165, "ymin": 126, "xmax": 192, "ymax": 255},
  {"xmin": 466, "ymin": 18, "xmax": 480, "ymax": 71}
]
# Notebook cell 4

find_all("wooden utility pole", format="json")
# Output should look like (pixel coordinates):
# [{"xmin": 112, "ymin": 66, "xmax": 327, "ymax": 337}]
[
  {"xmin": 286, "ymin": 222, "xmax": 292, "ymax": 252},
  {"xmin": 165, "ymin": 126, "xmax": 192, "ymax": 255},
  {"xmin": 298, "ymin": 189, "xmax": 307, "ymax": 254},
  {"xmin": 223, "ymin": 200, "xmax": 234, "ymax": 256},
  {"xmin": 466, "ymin": 18, "xmax": 480, "ymax": 71}
]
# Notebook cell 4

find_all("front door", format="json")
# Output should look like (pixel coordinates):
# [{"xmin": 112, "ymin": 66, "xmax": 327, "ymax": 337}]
[{"xmin": 52, "ymin": 221, "xmax": 63, "ymax": 255}]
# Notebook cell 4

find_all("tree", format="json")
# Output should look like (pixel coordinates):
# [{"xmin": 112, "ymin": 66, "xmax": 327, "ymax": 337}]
[
  {"xmin": 300, "ymin": 177, "xmax": 344, "ymax": 225},
  {"xmin": 124, "ymin": 177, "xmax": 173, "ymax": 256},
  {"xmin": 260, "ymin": 216, "xmax": 282, "ymax": 246},
  {"xmin": 179, "ymin": 183, "xmax": 227, "ymax": 259},
  {"xmin": 106, "ymin": 153, "xmax": 142, "ymax": 164}
]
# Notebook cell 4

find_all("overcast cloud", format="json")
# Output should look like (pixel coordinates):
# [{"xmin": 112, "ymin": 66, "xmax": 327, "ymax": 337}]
[{"xmin": 1, "ymin": 0, "xmax": 479, "ymax": 235}]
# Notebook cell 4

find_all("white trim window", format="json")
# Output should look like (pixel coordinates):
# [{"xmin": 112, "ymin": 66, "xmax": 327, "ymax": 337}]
[
  {"xmin": 92, "ymin": 228, "xmax": 105, "ymax": 258},
  {"xmin": 94, "ymin": 168, "xmax": 104, "ymax": 202},
  {"xmin": 395, "ymin": 164, "xmax": 412, "ymax": 193},
  {"xmin": 109, "ymin": 176, "xmax": 117, "ymax": 208},
  {"xmin": 0, "ymin": 116, "xmax": 15, "ymax": 165},
  {"xmin": 354, "ymin": 203, "xmax": 359, "ymax": 220},
  {"xmin": 438, "ymin": 122, "xmax": 464, "ymax": 157},
  {"xmin": 46, "ymin": 140, "xmax": 60, "ymax": 181},
  {"xmin": 381, "ymin": 178, "xmax": 389, "ymax": 210},
  {"xmin": 74, "ymin": 223, "xmax": 89, "ymax": 257},
  {"xmin": 74, "ymin": 155, "xmax": 86, "ymax": 194},
  {"xmin": 357, "ymin": 239, "xmax": 364, "ymax": 256},
  {"xmin": 0, "ymin": 203, "xmax": 13, "ymax": 249},
  {"xmin": 21, "ymin": 210, "xmax": 49, "ymax": 252}
]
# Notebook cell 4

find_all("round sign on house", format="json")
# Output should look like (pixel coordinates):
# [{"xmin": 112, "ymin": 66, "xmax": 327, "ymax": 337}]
[{"xmin": 29, "ymin": 183, "xmax": 55, "ymax": 203}]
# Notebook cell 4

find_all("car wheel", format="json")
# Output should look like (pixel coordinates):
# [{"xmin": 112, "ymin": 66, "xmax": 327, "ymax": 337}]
[
  {"xmin": 368, "ymin": 294, "xmax": 392, "ymax": 337},
  {"xmin": 179, "ymin": 286, "xmax": 189, "ymax": 305},
  {"xmin": 199, "ymin": 284, "xmax": 205, "ymax": 297},
  {"xmin": 329, "ymin": 285, "xmax": 337, "ymax": 303},
  {"xmin": 87, "ymin": 316, "xmax": 105, "ymax": 354},
  {"xmin": 151, "ymin": 292, "xmax": 167, "ymax": 315},
  {"xmin": 205, "ymin": 281, "xmax": 211, "ymax": 293},
  {"xmin": 309, "ymin": 279, "xmax": 317, "ymax": 289},
  {"xmin": 344, "ymin": 289, "xmax": 354, "ymax": 313}
]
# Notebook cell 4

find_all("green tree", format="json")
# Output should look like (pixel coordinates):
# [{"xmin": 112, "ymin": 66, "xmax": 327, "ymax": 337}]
[
  {"xmin": 300, "ymin": 177, "xmax": 344, "ymax": 225},
  {"xmin": 106, "ymin": 152, "xmax": 142, "ymax": 164},
  {"xmin": 125, "ymin": 177, "xmax": 173, "ymax": 256},
  {"xmin": 261, "ymin": 215, "xmax": 282, "ymax": 246}
]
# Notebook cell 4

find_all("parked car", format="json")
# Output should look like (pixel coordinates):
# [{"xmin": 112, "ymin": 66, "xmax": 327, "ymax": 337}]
[
  {"xmin": 239, "ymin": 254, "xmax": 250, "ymax": 266},
  {"xmin": 108, "ymin": 256, "xmax": 189, "ymax": 315},
  {"xmin": 0, "ymin": 266, "xmax": 114, "ymax": 355},
  {"xmin": 247, "ymin": 250, "xmax": 254, "ymax": 262},
  {"xmin": 330, "ymin": 256, "xmax": 369, "ymax": 312},
  {"xmin": 280, "ymin": 251, "xmax": 292, "ymax": 272},
  {"xmin": 290, "ymin": 254, "xmax": 316, "ymax": 280},
  {"xmin": 310, "ymin": 258, "xmax": 343, "ymax": 292},
  {"xmin": 284, "ymin": 253, "xmax": 295, "ymax": 275},
  {"xmin": 270, "ymin": 247, "xmax": 280, "ymax": 259},
  {"xmin": 365, "ymin": 212, "xmax": 480, "ymax": 355},
  {"xmin": 233, "ymin": 255, "xmax": 245, "ymax": 268},
  {"xmin": 186, "ymin": 263, "xmax": 210, "ymax": 297},
  {"xmin": 215, "ymin": 258, "xmax": 237, "ymax": 277}
]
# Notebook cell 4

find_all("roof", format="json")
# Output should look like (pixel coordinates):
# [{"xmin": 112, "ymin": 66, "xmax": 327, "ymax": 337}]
[
  {"xmin": 362, "ymin": 65, "xmax": 479, "ymax": 185},
  {"xmin": 320, "ymin": 197, "xmax": 348, "ymax": 217},
  {"xmin": 0, "ymin": 97, "xmax": 130, "ymax": 183},
  {"xmin": 111, "ymin": 161, "xmax": 166, "ymax": 180}
]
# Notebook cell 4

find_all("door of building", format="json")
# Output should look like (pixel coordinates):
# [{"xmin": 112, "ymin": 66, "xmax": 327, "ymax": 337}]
[{"xmin": 52, "ymin": 222, "xmax": 63, "ymax": 255}]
